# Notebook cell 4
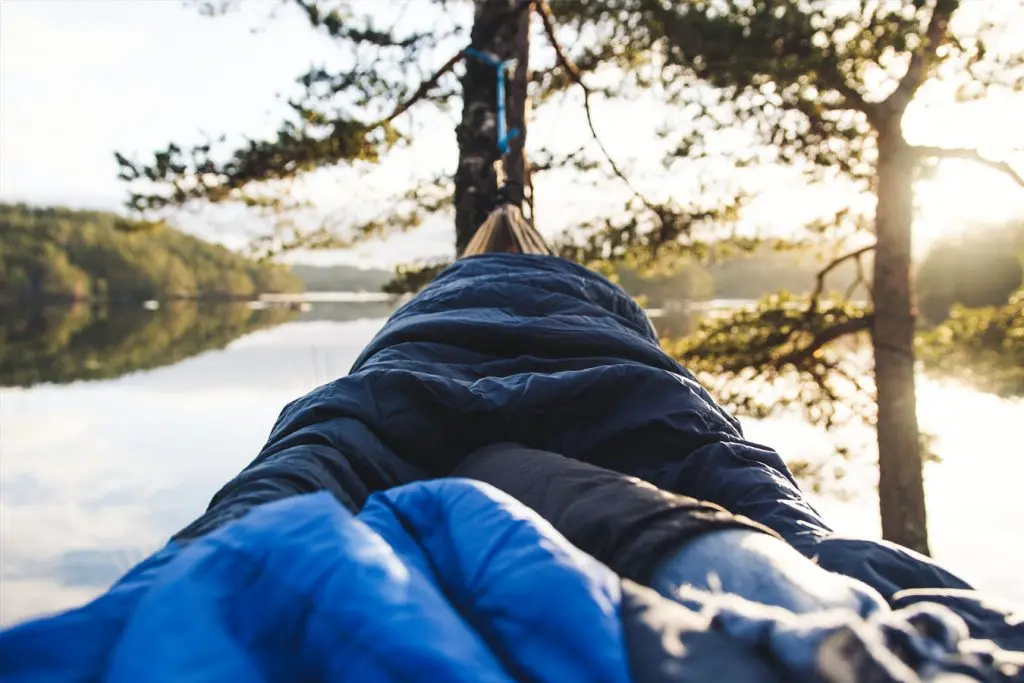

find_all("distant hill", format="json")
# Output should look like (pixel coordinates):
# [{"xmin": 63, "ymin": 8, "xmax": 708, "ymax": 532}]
[
  {"xmin": 289, "ymin": 263, "xmax": 394, "ymax": 292},
  {"xmin": 0, "ymin": 204, "xmax": 302, "ymax": 304}
]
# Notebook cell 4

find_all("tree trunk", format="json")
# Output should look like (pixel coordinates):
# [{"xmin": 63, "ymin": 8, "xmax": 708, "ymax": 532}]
[
  {"xmin": 454, "ymin": 0, "xmax": 531, "ymax": 254},
  {"xmin": 873, "ymin": 131, "xmax": 929, "ymax": 556}
]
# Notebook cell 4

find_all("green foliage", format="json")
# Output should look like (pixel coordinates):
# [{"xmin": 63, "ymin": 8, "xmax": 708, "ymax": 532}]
[
  {"xmin": 0, "ymin": 302, "xmax": 297, "ymax": 387},
  {"xmin": 118, "ymin": 0, "xmax": 1020, "ymax": 271},
  {"xmin": 119, "ymin": 0, "xmax": 456, "ymax": 227},
  {"xmin": 551, "ymin": 0, "xmax": 882, "ymax": 179},
  {"xmin": 0, "ymin": 204, "xmax": 302, "ymax": 303},
  {"xmin": 661, "ymin": 280, "xmax": 1024, "ymax": 431},
  {"xmin": 918, "ymin": 290, "xmax": 1024, "ymax": 397},
  {"xmin": 115, "ymin": 122, "xmax": 390, "ymax": 213},
  {"xmin": 664, "ymin": 293, "xmax": 875, "ymax": 429},
  {"xmin": 122, "ymin": 0, "xmax": 1021, "ymax": 258},
  {"xmin": 382, "ymin": 260, "xmax": 452, "ymax": 296},
  {"xmin": 917, "ymin": 222, "xmax": 1024, "ymax": 323}
]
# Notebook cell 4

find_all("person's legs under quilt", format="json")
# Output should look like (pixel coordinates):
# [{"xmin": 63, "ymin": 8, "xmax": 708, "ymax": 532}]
[
  {"xmin": 455, "ymin": 443, "xmax": 1022, "ymax": 651},
  {"xmin": 175, "ymin": 254, "xmax": 977, "ymax": 605},
  {"xmin": 455, "ymin": 442, "xmax": 887, "ymax": 616}
]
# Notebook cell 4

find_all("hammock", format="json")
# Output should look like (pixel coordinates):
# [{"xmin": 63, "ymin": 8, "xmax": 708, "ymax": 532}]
[{"xmin": 463, "ymin": 205, "xmax": 553, "ymax": 256}]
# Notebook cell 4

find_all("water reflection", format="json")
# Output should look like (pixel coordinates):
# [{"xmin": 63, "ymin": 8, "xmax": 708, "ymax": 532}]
[
  {"xmin": 295, "ymin": 300, "xmax": 399, "ymax": 324},
  {"xmin": 0, "ymin": 303, "xmax": 299, "ymax": 388},
  {"xmin": 0, "ymin": 301, "xmax": 397, "ymax": 624}
]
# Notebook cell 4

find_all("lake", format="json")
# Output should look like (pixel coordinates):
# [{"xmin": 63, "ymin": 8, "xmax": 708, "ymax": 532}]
[{"xmin": 1, "ymin": 300, "xmax": 1022, "ymax": 625}]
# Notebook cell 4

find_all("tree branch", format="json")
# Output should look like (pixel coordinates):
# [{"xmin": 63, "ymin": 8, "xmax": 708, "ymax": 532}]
[
  {"xmin": 808, "ymin": 243, "xmax": 877, "ymax": 314},
  {"xmin": 536, "ymin": 0, "xmax": 659, "ymax": 213},
  {"xmin": 378, "ymin": 0, "xmax": 533, "ymax": 126},
  {"xmin": 844, "ymin": 253, "xmax": 870, "ymax": 301},
  {"xmin": 380, "ymin": 50, "xmax": 468, "ymax": 125},
  {"xmin": 832, "ymin": 77, "xmax": 883, "ymax": 128},
  {"xmin": 912, "ymin": 145, "xmax": 1024, "ymax": 188},
  {"xmin": 884, "ymin": 0, "xmax": 958, "ymax": 116},
  {"xmin": 775, "ymin": 314, "xmax": 874, "ymax": 368}
]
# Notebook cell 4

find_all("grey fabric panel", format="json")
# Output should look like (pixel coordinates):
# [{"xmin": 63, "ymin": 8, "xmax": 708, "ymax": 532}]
[
  {"xmin": 454, "ymin": 442, "xmax": 778, "ymax": 584},
  {"xmin": 619, "ymin": 580, "xmax": 786, "ymax": 683}
]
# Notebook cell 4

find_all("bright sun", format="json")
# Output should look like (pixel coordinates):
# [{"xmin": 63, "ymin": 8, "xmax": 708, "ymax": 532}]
[
  {"xmin": 905, "ymin": 91, "xmax": 1024, "ymax": 253},
  {"xmin": 914, "ymin": 164, "xmax": 1024, "ymax": 252}
]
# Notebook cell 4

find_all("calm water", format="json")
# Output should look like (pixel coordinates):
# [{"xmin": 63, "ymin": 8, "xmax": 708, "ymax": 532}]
[{"xmin": 1, "ymin": 301, "xmax": 1022, "ymax": 625}]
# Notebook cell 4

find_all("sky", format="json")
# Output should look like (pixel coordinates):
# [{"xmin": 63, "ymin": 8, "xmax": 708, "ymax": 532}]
[{"xmin": 2, "ymin": 0, "xmax": 1024, "ymax": 267}]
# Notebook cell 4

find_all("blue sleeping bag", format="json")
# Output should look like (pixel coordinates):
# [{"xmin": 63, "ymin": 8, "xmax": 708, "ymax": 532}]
[{"xmin": 2, "ymin": 480, "xmax": 1021, "ymax": 682}]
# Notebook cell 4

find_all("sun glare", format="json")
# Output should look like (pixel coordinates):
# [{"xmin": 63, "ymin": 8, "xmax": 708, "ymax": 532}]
[
  {"xmin": 904, "ymin": 90, "xmax": 1024, "ymax": 252},
  {"xmin": 914, "ymin": 164, "xmax": 1024, "ymax": 251}
]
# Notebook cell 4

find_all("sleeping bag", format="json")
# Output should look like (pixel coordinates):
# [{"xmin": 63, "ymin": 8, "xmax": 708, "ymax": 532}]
[
  {"xmin": 2, "ymin": 254, "xmax": 1021, "ymax": 681},
  {"xmin": 3, "ymin": 480, "xmax": 1021, "ymax": 682},
  {"xmin": 175, "ymin": 254, "xmax": 973, "ymax": 598}
]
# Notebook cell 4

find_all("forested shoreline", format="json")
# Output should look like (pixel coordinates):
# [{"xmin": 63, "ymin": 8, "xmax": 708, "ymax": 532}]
[
  {"xmin": 0, "ymin": 204, "xmax": 302, "ymax": 304},
  {"xmin": 5, "ymin": 204, "xmax": 1019, "ymax": 315}
]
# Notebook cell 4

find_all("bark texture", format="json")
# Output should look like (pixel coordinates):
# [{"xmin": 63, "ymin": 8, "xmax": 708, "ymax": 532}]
[{"xmin": 873, "ymin": 130, "xmax": 929, "ymax": 556}]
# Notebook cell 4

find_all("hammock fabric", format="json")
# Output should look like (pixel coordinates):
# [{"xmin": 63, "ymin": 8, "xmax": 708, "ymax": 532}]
[{"xmin": 463, "ymin": 205, "xmax": 553, "ymax": 256}]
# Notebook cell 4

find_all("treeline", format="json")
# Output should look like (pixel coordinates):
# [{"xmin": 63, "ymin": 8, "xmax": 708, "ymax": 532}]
[
  {"xmin": 618, "ymin": 248, "xmax": 863, "ymax": 306},
  {"xmin": 0, "ymin": 204, "xmax": 301, "ymax": 304},
  {"xmin": 919, "ymin": 290, "xmax": 1023, "ymax": 397},
  {"xmin": 623, "ymin": 221, "xmax": 1023, "ymax": 316},
  {"xmin": 915, "ymin": 221, "xmax": 1023, "ymax": 397},
  {"xmin": 289, "ymin": 264, "xmax": 393, "ymax": 292},
  {"xmin": 380, "ymin": 248, "xmax": 865, "ymax": 303},
  {"xmin": 917, "ymin": 221, "xmax": 1024, "ymax": 324},
  {"xmin": 0, "ymin": 302, "xmax": 297, "ymax": 387}
]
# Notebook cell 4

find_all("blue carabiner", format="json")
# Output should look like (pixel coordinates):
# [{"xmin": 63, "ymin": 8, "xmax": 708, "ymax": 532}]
[{"xmin": 465, "ymin": 48, "xmax": 520, "ymax": 157}]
